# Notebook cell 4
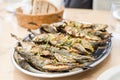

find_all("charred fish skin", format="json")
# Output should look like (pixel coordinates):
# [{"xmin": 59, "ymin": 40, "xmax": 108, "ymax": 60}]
[
  {"xmin": 93, "ymin": 24, "xmax": 108, "ymax": 31},
  {"xmin": 32, "ymin": 33, "xmax": 95, "ymax": 55},
  {"xmin": 31, "ymin": 27, "xmax": 110, "ymax": 53},
  {"xmin": 54, "ymin": 53, "xmax": 76, "ymax": 63},
  {"xmin": 15, "ymin": 46, "xmax": 80, "ymax": 72},
  {"xmin": 73, "ymin": 43, "xmax": 91, "ymax": 55},
  {"xmin": 11, "ymin": 33, "xmax": 38, "ymax": 52},
  {"xmin": 15, "ymin": 47, "xmax": 49, "ymax": 71},
  {"xmin": 81, "ymin": 39, "xmax": 94, "ymax": 52},
  {"xmin": 53, "ymin": 21, "xmax": 110, "ymax": 40},
  {"xmin": 14, "ymin": 52, "xmax": 43, "ymax": 73},
  {"xmin": 40, "ymin": 24, "xmax": 58, "ymax": 33},
  {"xmin": 15, "ymin": 45, "xmax": 77, "ymax": 72},
  {"xmin": 32, "ymin": 34, "xmax": 49, "ymax": 43},
  {"xmin": 42, "ymin": 63, "xmax": 79, "ymax": 72},
  {"xmin": 45, "ymin": 46, "xmax": 95, "ymax": 63}
]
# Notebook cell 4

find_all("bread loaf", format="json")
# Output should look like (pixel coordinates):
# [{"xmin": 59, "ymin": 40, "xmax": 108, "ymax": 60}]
[{"xmin": 32, "ymin": 0, "xmax": 57, "ymax": 15}]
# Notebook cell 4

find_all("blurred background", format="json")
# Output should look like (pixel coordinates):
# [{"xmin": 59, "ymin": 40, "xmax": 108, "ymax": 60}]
[{"xmin": 0, "ymin": 0, "xmax": 115, "ymax": 10}]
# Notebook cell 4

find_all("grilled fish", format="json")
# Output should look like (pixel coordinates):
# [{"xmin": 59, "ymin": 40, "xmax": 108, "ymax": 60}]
[{"xmin": 12, "ymin": 20, "xmax": 110, "ymax": 72}]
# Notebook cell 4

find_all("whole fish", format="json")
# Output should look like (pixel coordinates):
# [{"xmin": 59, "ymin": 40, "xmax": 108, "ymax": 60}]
[
  {"xmin": 15, "ymin": 46, "xmax": 55, "ymax": 71},
  {"xmin": 42, "ymin": 63, "xmax": 79, "ymax": 72},
  {"xmin": 14, "ymin": 52, "xmax": 43, "ymax": 73},
  {"xmin": 44, "ymin": 46, "xmax": 95, "ymax": 63}
]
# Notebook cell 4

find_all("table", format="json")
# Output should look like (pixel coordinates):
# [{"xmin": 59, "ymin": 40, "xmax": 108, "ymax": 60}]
[{"xmin": 0, "ymin": 4, "xmax": 120, "ymax": 80}]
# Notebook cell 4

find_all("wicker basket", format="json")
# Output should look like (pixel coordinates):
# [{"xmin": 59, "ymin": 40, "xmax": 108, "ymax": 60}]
[{"xmin": 15, "ymin": 7, "xmax": 64, "ymax": 29}]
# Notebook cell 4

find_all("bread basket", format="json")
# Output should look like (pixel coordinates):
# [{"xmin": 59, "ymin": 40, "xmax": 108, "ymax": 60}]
[{"xmin": 15, "ymin": 3, "xmax": 64, "ymax": 29}]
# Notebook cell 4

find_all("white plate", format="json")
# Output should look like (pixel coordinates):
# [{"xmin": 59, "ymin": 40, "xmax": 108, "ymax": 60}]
[
  {"xmin": 97, "ymin": 65, "xmax": 120, "ymax": 80},
  {"xmin": 11, "ymin": 23, "xmax": 112, "ymax": 78}
]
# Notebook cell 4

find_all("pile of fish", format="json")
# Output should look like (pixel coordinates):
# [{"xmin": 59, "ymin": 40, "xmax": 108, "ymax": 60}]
[{"xmin": 12, "ymin": 20, "xmax": 111, "ymax": 73}]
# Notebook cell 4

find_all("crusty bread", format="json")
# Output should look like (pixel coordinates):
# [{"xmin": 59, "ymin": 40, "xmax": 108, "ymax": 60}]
[
  {"xmin": 32, "ymin": 0, "xmax": 57, "ymax": 15},
  {"xmin": 40, "ymin": 1, "xmax": 49, "ymax": 14},
  {"xmin": 47, "ymin": 3, "xmax": 57, "ymax": 13}
]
